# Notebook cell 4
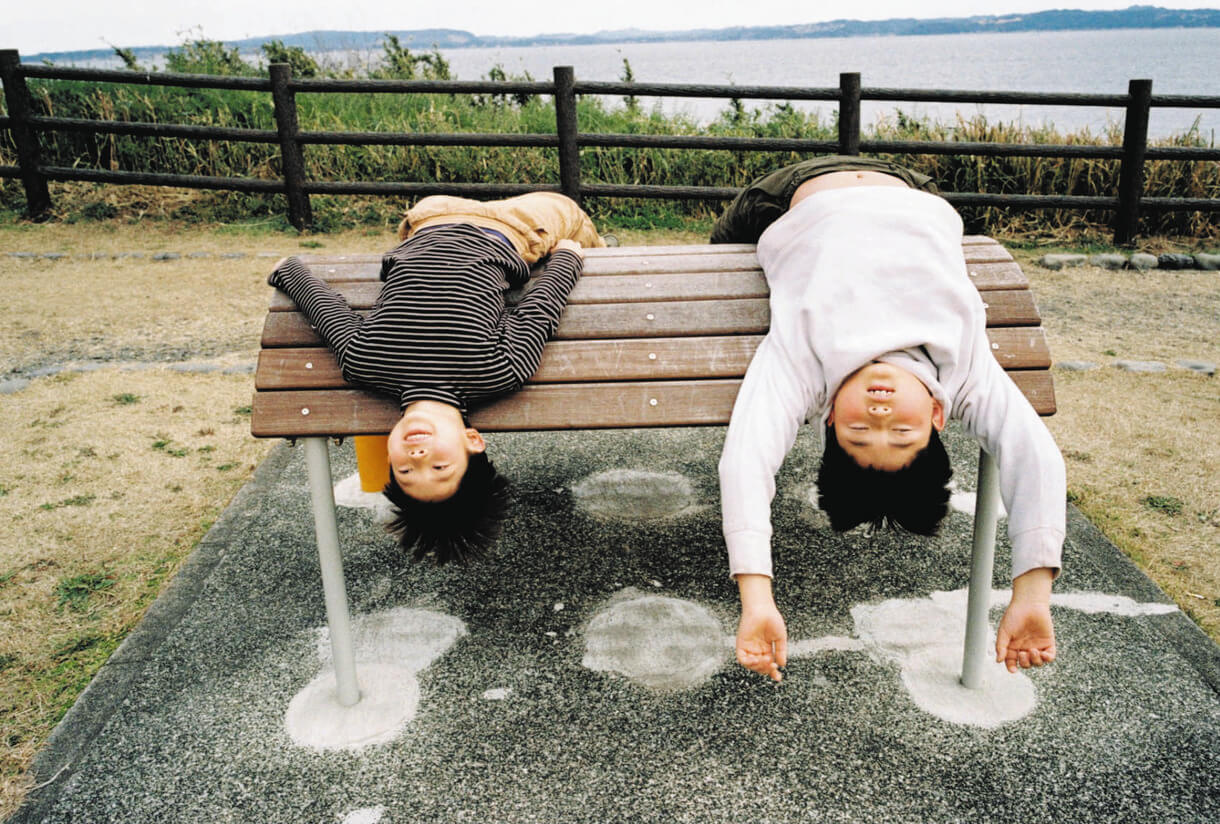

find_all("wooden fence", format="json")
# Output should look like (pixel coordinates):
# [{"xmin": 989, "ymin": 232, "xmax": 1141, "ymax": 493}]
[{"xmin": 1, "ymin": 48, "xmax": 1218, "ymax": 243}]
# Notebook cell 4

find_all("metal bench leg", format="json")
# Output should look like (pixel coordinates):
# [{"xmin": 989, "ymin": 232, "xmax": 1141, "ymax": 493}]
[
  {"xmin": 303, "ymin": 437, "xmax": 361, "ymax": 707},
  {"xmin": 960, "ymin": 448, "xmax": 1000, "ymax": 689}
]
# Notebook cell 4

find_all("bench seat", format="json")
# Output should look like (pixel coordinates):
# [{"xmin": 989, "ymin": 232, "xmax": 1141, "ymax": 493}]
[{"xmin": 253, "ymin": 238, "xmax": 1054, "ymax": 438}]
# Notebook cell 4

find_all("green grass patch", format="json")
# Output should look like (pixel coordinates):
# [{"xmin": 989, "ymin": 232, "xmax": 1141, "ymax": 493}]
[
  {"xmin": 39, "ymin": 494, "xmax": 96, "ymax": 510},
  {"xmin": 1143, "ymin": 495, "xmax": 1185, "ymax": 516},
  {"xmin": 112, "ymin": 393, "xmax": 141, "ymax": 405},
  {"xmin": 54, "ymin": 572, "xmax": 115, "ymax": 611}
]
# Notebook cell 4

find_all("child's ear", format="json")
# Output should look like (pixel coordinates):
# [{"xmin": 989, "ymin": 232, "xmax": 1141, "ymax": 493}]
[
  {"xmin": 465, "ymin": 428, "xmax": 487, "ymax": 453},
  {"xmin": 931, "ymin": 400, "xmax": 945, "ymax": 432}
]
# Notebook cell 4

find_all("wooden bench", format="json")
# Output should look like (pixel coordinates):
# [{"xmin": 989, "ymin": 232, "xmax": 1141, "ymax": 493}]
[{"xmin": 253, "ymin": 239, "xmax": 1055, "ymax": 705}]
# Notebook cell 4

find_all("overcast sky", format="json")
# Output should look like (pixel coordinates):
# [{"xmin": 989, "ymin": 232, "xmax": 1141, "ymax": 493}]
[{"xmin": 11, "ymin": 1, "xmax": 1219, "ymax": 55}]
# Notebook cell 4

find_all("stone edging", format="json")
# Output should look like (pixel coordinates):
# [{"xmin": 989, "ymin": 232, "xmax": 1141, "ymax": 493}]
[
  {"xmin": 1057, "ymin": 359, "xmax": 1215, "ymax": 375},
  {"xmin": 1038, "ymin": 252, "xmax": 1220, "ymax": 271},
  {"xmin": 5, "ymin": 251, "xmax": 284, "ymax": 261}
]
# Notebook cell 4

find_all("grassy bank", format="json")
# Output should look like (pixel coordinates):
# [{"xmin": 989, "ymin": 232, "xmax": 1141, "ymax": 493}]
[{"xmin": 2, "ymin": 37, "xmax": 1218, "ymax": 239}]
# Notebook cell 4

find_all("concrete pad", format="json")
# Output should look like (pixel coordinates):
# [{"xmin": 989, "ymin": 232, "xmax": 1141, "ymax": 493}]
[{"xmin": 12, "ymin": 426, "xmax": 1220, "ymax": 824}]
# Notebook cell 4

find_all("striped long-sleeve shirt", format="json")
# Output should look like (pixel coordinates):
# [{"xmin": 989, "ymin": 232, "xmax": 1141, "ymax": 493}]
[{"xmin": 270, "ymin": 224, "xmax": 583, "ymax": 412}]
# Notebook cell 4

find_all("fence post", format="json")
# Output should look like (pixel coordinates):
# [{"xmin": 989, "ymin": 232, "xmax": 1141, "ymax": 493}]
[
  {"xmin": 1114, "ymin": 78, "xmax": 1152, "ymax": 245},
  {"xmin": 839, "ymin": 72, "xmax": 862, "ymax": 156},
  {"xmin": 269, "ymin": 63, "xmax": 313, "ymax": 231},
  {"xmin": 0, "ymin": 49, "xmax": 52, "ymax": 219},
  {"xmin": 553, "ymin": 66, "xmax": 581, "ymax": 204}
]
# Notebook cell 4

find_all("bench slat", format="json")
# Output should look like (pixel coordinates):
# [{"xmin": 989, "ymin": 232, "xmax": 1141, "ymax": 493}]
[
  {"xmin": 253, "ymin": 365, "xmax": 1055, "ymax": 437},
  {"xmin": 262, "ymin": 288, "xmax": 1040, "ymax": 348},
  {"xmin": 277, "ymin": 253, "xmax": 1029, "ymax": 293},
  {"xmin": 257, "ymin": 327, "xmax": 1051, "ymax": 391}
]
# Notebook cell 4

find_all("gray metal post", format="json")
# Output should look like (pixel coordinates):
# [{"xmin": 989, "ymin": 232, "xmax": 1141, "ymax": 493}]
[
  {"xmin": 303, "ymin": 437, "xmax": 361, "ymax": 707},
  {"xmin": 838, "ymin": 72, "xmax": 861, "ymax": 156},
  {"xmin": 960, "ymin": 448, "xmax": 1001, "ymax": 689},
  {"xmin": 0, "ymin": 49, "xmax": 52, "ymax": 219},
  {"xmin": 553, "ymin": 65, "xmax": 581, "ymax": 204}
]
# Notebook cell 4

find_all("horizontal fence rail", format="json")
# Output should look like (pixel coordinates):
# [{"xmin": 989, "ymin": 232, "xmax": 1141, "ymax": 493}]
[{"xmin": 2, "ymin": 48, "xmax": 1218, "ymax": 242}]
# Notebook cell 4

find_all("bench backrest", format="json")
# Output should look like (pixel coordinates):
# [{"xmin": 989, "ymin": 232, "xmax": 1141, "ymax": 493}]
[{"xmin": 252, "ymin": 239, "xmax": 1054, "ymax": 438}]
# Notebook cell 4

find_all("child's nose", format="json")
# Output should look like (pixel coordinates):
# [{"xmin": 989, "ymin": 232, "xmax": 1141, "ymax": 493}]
[{"xmin": 868, "ymin": 403, "xmax": 892, "ymax": 416}]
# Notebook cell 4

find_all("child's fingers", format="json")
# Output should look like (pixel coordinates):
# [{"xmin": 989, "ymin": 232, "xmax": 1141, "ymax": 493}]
[
  {"xmin": 774, "ymin": 637, "xmax": 788, "ymax": 669},
  {"xmin": 994, "ymin": 631, "xmax": 1010, "ymax": 664}
]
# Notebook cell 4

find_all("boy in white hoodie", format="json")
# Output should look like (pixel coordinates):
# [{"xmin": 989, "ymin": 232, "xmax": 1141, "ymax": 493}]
[{"xmin": 714, "ymin": 159, "xmax": 1064, "ymax": 682}]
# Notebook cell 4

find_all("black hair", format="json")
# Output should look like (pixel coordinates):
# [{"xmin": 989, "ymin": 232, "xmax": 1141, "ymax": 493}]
[
  {"xmin": 382, "ymin": 452, "xmax": 510, "ymax": 564},
  {"xmin": 816, "ymin": 423, "xmax": 952, "ymax": 535}
]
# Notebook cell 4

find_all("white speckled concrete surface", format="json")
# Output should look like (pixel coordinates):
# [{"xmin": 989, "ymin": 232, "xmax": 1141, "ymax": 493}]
[{"xmin": 11, "ymin": 425, "xmax": 1220, "ymax": 823}]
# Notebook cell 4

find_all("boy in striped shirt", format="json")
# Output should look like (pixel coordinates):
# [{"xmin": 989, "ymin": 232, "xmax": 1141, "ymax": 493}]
[{"xmin": 270, "ymin": 192, "xmax": 604, "ymax": 562}]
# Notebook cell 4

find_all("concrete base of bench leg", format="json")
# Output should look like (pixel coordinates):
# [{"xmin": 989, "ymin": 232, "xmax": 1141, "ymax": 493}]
[
  {"xmin": 303, "ymin": 437, "xmax": 361, "ymax": 707},
  {"xmin": 960, "ymin": 448, "xmax": 1000, "ymax": 689}
]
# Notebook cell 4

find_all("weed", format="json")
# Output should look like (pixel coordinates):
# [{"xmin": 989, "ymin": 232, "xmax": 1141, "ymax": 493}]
[
  {"xmin": 1103, "ymin": 349, "xmax": 1117, "ymax": 356},
  {"xmin": 1143, "ymin": 495, "xmax": 1185, "ymax": 516},
  {"xmin": 112, "ymin": 393, "xmax": 141, "ymax": 405},
  {"xmin": 50, "ymin": 632, "xmax": 106, "ymax": 659},
  {"xmin": 152, "ymin": 438, "xmax": 189, "ymax": 457},
  {"xmin": 54, "ymin": 573, "xmax": 115, "ymax": 611},
  {"xmin": 0, "ymin": 653, "xmax": 17, "ymax": 672},
  {"xmin": 0, "ymin": 483, "xmax": 9, "ymax": 496},
  {"xmin": 233, "ymin": 405, "xmax": 252, "ymax": 416},
  {"xmin": 217, "ymin": 463, "xmax": 238, "ymax": 472},
  {"xmin": 299, "ymin": 239, "xmax": 324, "ymax": 248},
  {"xmin": 39, "ymin": 494, "xmax": 96, "ymax": 510}
]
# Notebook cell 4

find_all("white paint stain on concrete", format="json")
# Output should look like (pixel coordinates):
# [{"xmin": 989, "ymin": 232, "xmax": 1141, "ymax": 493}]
[
  {"xmin": 582, "ymin": 590, "xmax": 729, "ymax": 691},
  {"xmin": 578, "ymin": 586, "xmax": 1179, "ymax": 728},
  {"xmin": 285, "ymin": 663, "xmax": 421, "ymax": 750},
  {"xmin": 286, "ymin": 608, "xmax": 467, "ymax": 751},
  {"xmin": 482, "ymin": 687, "xmax": 513, "ymax": 700},
  {"xmin": 851, "ymin": 594, "xmax": 1036, "ymax": 728},
  {"xmin": 333, "ymin": 472, "xmax": 396, "ymax": 523},
  {"xmin": 948, "ymin": 481, "xmax": 1008, "ymax": 518},
  {"xmin": 341, "ymin": 806, "xmax": 386, "ymax": 824},
  {"xmin": 571, "ymin": 469, "xmax": 698, "ymax": 520},
  {"xmin": 314, "ymin": 607, "xmax": 468, "ymax": 672},
  {"xmin": 788, "ymin": 636, "xmax": 866, "ymax": 657}
]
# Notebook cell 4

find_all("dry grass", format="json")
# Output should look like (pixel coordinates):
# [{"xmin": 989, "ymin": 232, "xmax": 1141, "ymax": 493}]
[
  {"xmin": 1022, "ymin": 255, "xmax": 1220, "ymax": 637},
  {"xmin": 0, "ymin": 219, "xmax": 1217, "ymax": 817}
]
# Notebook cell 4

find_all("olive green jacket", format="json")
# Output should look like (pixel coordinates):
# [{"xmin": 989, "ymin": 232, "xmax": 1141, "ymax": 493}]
[{"xmin": 709, "ymin": 155, "xmax": 939, "ymax": 244}]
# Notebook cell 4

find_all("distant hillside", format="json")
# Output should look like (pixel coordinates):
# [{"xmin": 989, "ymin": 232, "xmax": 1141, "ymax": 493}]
[{"xmin": 26, "ymin": 5, "xmax": 1220, "ymax": 63}]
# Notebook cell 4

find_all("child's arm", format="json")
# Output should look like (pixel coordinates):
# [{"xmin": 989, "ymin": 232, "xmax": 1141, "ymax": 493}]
[
  {"xmin": 718, "ymin": 335, "xmax": 817, "ymax": 679},
  {"xmin": 500, "ymin": 243, "xmax": 584, "ymax": 381},
  {"xmin": 996, "ymin": 567, "xmax": 1057, "ymax": 672},
  {"xmin": 268, "ymin": 256, "xmax": 363, "ymax": 357}
]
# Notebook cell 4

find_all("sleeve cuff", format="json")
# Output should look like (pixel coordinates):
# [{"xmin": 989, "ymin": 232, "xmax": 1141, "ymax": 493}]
[
  {"xmin": 1010, "ymin": 526, "xmax": 1064, "ymax": 580},
  {"xmin": 725, "ymin": 530, "xmax": 774, "ymax": 580}
]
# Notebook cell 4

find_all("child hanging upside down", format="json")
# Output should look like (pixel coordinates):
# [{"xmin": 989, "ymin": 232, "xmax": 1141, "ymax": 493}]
[
  {"xmin": 269, "ymin": 192, "xmax": 605, "ymax": 563},
  {"xmin": 713, "ymin": 156, "xmax": 1065, "ymax": 682}
]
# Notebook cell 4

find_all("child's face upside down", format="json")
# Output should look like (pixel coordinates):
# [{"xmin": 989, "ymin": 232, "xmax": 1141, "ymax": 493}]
[
  {"xmin": 828, "ymin": 362, "xmax": 945, "ymax": 472},
  {"xmin": 387, "ymin": 401, "xmax": 486, "ymax": 502}
]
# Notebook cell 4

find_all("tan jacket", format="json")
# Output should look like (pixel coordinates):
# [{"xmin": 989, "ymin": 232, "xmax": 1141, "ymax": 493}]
[{"xmin": 398, "ymin": 192, "xmax": 605, "ymax": 263}]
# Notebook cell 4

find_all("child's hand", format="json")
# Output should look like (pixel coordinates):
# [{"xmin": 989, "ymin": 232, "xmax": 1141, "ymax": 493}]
[
  {"xmin": 736, "ymin": 602, "xmax": 788, "ymax": 682},
  {"xmin": 995, "ymin": 599, "xmax": 1056, "ymax": 673},
  {"xmin": 553, "ymin": 238, "xmax": 584, "ymax": 259}
]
